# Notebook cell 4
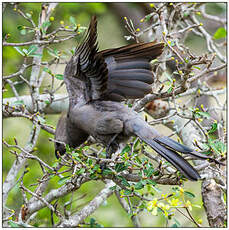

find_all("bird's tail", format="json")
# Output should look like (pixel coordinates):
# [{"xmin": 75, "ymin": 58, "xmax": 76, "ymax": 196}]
[{"xmin": 127, "ymin": 117, "xmax": 201, "ymax": 181}]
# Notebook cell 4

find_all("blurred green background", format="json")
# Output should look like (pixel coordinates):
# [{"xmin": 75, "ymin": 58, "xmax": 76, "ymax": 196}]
[{"xmin": 3, "ymin": 2, "xmax": 226, "ymax": 227}]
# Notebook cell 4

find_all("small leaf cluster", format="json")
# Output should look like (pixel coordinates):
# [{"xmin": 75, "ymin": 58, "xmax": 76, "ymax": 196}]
[
  {"xmin": 43, "ymin": 67, "xmax": 63, "ymax": 80},
  {"xmin": 190, "ymin": 106, "xmax": 226, "ymax": 158},
  {"xmin": 14, "ymin": 45, "xmax": 42, "ymax": 57},
  {"xmin": 146, "ymin": 186, "xmax": 201, "ymax": 226}
]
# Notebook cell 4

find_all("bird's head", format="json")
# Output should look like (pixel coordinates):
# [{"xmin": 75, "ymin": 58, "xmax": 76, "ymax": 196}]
[{"xmin": 54, "ymin": 140, "xmax": 66, "ymax": 159}]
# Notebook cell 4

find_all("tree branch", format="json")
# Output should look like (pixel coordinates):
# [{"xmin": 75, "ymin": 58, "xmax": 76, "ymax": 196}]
[
  {"xmin": 202, "ymin": 179, "xmax": 226, "ymax": 227},
  {"xmin": 57, "ymin": 180, "xmax": 115, "ymax": 227}
]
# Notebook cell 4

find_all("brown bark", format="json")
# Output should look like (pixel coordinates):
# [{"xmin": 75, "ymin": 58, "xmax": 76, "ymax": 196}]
[{"xmin": 202, "ymin": 179, "xmax": 226, "ymax": 227}]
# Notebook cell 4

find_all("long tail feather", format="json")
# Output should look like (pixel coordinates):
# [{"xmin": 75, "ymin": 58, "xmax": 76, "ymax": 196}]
[
  {"xmin": 140, "ymin": 137, "xmax": 200, "ymax": 181},
  {"xmin": 127, "ymin": 118, "xmax": 201, "ymax": 181},
  {"xmin": 154, "ymin": 136, "xmax": 224, "ymax": 165}
]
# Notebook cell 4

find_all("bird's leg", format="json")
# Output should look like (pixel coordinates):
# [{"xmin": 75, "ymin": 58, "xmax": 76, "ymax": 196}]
[
  {"xmin": 100, "ymin": 133, "xmax": 119, "ymax": 171},
  {"xmin": 106, "ymin": 133, "xmax": 119, "ymax": 159}
]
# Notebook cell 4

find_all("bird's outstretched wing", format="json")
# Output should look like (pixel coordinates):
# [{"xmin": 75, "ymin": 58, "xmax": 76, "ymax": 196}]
[
  {"xmin": 73, "ymin": 15, "xmax": 109, "ymax": 100},
  {"xmin": 100, "ymin": 42, "xmax": 164, "ymax": 101},
  {"xmin": 67, "ymin": 16, "xmax": 164, "ymax": 101}
]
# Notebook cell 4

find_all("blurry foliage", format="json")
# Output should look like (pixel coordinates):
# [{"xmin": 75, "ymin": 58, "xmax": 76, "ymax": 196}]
[{"xmin": 205, "ymin": 2, "xmax": 226, "ymax": 15}]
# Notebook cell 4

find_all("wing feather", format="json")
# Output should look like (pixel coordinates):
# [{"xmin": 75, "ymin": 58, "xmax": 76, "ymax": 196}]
[
  {"xmin": 65, "ymin": 16, "xmax": 164, "ymax": 102},
  {"xmin": 101, "ymin": 42, "xmax": 164, "ymax": 101},
  {"xmin": 74, "ymin": 16, "xmax": 108, "ymax": 100}
]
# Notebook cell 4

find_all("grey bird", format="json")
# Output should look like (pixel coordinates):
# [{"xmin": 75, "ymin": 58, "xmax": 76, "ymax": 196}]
[{"xmin": 54, "ymin": 16, "xmax": 218, "ymax": 181}]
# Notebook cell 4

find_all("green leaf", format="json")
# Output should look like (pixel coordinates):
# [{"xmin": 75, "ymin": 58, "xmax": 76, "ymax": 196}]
[
  {"xmin": 93, "ymin": 164, "xmax": 100, "ymax": 171},
  {"xmin": 144, "ymin": 14, "xmax": 152, "ymax": 22},
  {"xmin": 192, "ymin": 66, "xmax": 201, "ymax": 70},
  {"xmin": 87, "ymin": 158, "xmax": 93, "ymax": 166},
  {"xmin": 164, "ymin": 80, "xmax": 171, "ymax": 86},
  {"xmin": 20, "ymin": 29, "xmax": 27, "ymax": 35},
  {"xmin": 70, "ymin": 48, "xmax": 75, "ymax": 55},
  {"xmin": 22, "ymin": 49, "xmax": 28, "ymax": 54},
  {"xmin": 134, "ymin": 181, "xmax": 144, "ymax": 190},
  {"xmin": 28, "ymin": 29, "xmax": 35, "ymax": 34},
  {"xmin": 208, "ymin": 122, "xmax": 218, "ymax": 134},
  {"xmin": 184, "ymin": 191, "xmax": 195, "ymax": 198},
  {"xmin": 89, "ymin": 217, "xmax": 103, "ymax": 227},
  {"xmin": 41, "ymin": 21, "xmax": 51, "ymax": 35},
  {"xmin": 49, "ymin": 174, "xmax": 55, "ymax": 180},
  {"xmin": 213, "ymin": 27, "xmax": 226, "ymax": 39},
  {"xmin": 89, "ymin": 173, "xmax": 97, "ymax": 179},
  {"xmin": 209, "ymin": 139, "xmax": 226, "ymax": 154},
  {"xmin": 123, "ymin": 189, "xmax": 132, "ymax": 195},
  {"xmin": 167, "ymin": 86, "xmax": 173, "ymax": 94},
  {"xmin": 135, "ymin": 156, "xmax": 142, "ymax": 164},
  {"xmin": 195, "ymin": 111, "xmax": 211, "ymax": 118},
  {"xmin": 69, "ymin": 16, "xmax": 76, "ymax": 26},
  {"xmin": 102, "ymin": 168, "xmax": 113, "ymax": 175},
  {"xmin": 115, "ymin": 163, "xmax": 128, "ymax": 173},
  {"xmin": 184, "ymin": 58, "xmax": 189, "ymax": 63},
  {"xmin": 171, "ymin": 218, "xmax": 181, "ymax": 227},
  {"xmin": 26, "ymin": 13, "xmax": 32, "ymax": 18},
  {"xmin": 146, "ymin": 179, "xmax": 157, "ymax": 186},
  {"xmin": 76, "ymin": 168, "xmax": 85, "ymax": 175},
  {"xmin": 41, "ymin": 21, "xmax": 51, "ymax": 29},
  {"xmin": 183, "ymin": 11, "xmax": 190, "ymax": 18},
  {"xmin": 13, "ymin": 100, "xmax": 24, "ymax": 105},
  {"xmin": 47, "ymin": 48, "xmax": 59, "ymax": 58},
  {"xmin": 55, "ymin": 74, "xmax": 64, "ymax": 80},
  {"xmin": 118, "ymin": 176, "xmax": 130, "ymax": 187},
  {"xmin": 43, "ymin": 67, "xmax": 52, "ymax": 75},
  {"xmin": 78, "ymin": 26, "xmax": 87, "ymax": 33},
  {"xmin": 27, "ymin": 45, "xmax": 38, "ymax": 55},
  {"xmin": 71, "ymin": 152, "xmax": 79, "ymax": 157},
  {"xmin": 8, "ymin": 221, "xmax": 21, "ymax": 228},
  {"xmin": 146, "ymin": 167, "xmax": 154, "ymax": 177},
  {"xmin": 133, "ymin": 138, "xmax": 140, "ymax": 150},
  {"xmin": 89, "ymin": 218, "xmax": 96, "ymax": 227},
  {"xmin": 14, "ymin": 47, "xmax": 25, "ymax": 56},
  {"xmin": 52, "ymin": 162, "xmax": 58, "ymax": 168},
  {"xmin": 58, "ymin": 176, "xmax": 70, "ymax": 185},
  {"xmin": 141, "ymin": 179, "xmax": 147, "ymax": 186},
  {"xmin": 121, "ymin": 145, "xmax": 131, "ymax": 154},
  {"xmin": 17, "ymin": 25, "xmax": 24, "ymax": 31},
  {"xmin": 8, "ymin": 220, "xmax": 28, "ymax": 228},
  {"xmin": 109, "ymin": 185, "xmax": 117, "ymax": 191}
]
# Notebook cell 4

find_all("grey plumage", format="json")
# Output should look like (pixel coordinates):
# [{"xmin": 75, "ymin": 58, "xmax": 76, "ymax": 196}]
[{"xmin": 54, "ymin": 16, "xmax": 218, "ymax": 181}]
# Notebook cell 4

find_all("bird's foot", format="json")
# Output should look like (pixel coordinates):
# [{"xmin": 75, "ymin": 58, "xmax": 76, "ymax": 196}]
[
  {"xmin": 100, "ymin": 134, "xmax": 119, "ymax": 172},
  {"xmin": 106, "ymin": 133, "xmax": 119, "ymax": 159}
]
